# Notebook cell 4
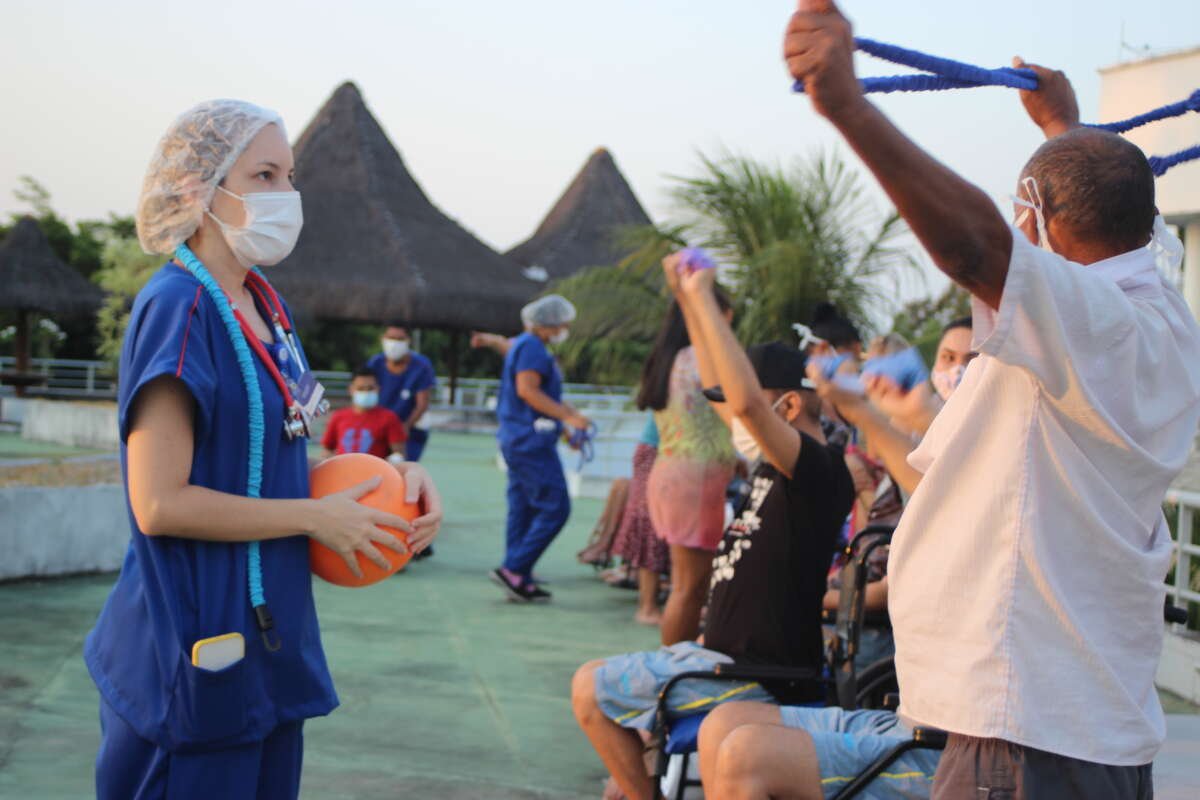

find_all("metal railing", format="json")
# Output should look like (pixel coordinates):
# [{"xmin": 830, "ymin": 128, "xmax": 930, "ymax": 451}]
[
  {"xmin": 1163, "ymin": 488, "xmax": 1200, "ymax": 627},
  {"xmin": 1, "ymin": 357, "xmax": 635, "ymax": 413},
  {"xmin": 0, "ymin": 357, "xmax": 116, "ymax": 397}
]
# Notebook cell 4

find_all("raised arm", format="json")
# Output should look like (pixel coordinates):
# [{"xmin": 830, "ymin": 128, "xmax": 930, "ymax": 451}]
[
  {"xmin": 784, "ymin": 1, "xmax": 1026, "ymax": 309},
  {"xmin": 666, "ymin": 254, "xmax": 802, "ymax": 477}
]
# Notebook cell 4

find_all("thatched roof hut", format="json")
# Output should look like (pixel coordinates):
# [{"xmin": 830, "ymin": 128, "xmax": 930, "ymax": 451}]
[
  {"xmin": 273, "ymin": 82, "xmax": 539, "ymax": 334},
  {"xmin": 0, "ymin": 217, "xmax": 102, "ymax": 392},
  {"xmin": 0, "ymin": 216, "xmax": 102, "ymax": 317},
  {"xmin": 506, "ymin": 148, "xmax": 652, "ymax": 281}
]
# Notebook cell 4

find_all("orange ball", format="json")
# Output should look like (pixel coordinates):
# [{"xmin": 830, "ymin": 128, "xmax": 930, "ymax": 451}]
[{"xmin": 308, "ymin": 453, "xmax": 419, "ymax": 587}]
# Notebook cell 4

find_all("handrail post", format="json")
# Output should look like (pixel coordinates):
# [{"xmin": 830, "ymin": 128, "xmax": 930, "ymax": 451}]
[{"xmin": 1178, "ymin": 505, "xmax": 1193, "ymax": 612}]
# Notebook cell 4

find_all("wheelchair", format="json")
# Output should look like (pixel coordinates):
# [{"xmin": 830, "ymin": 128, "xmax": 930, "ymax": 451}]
[
  {"xmin": 651, "ymin": 521, "xmax": 1192, "ymax": 800},
  {"xmin": 652, "ymin": 524, "xmax": 899, "ymax": 800}
]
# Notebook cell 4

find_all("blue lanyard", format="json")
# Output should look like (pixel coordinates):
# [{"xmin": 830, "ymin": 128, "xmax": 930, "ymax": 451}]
[{"xmin": 175, "ymin": 243, "xmax": 280, "ymax": 651}]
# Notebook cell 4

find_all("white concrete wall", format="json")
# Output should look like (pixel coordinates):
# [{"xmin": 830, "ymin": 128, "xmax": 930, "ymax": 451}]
[
  {"xmin": 1099, "ymin": 49, "xmax": 1200, "ymax": 219},
  {"xmin": 1100, "ymin": 49, "xmax": 1200, "ymax": 316},
  {"xmin": 0, "ymin": 484, "xmax": 128, "ymax": 580},
  {"xmin": 22, "ymin": 399, "xmax": 119, "ymax": 449}
]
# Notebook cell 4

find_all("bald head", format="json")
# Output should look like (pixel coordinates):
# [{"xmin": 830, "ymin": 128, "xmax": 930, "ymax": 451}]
[{"xmin": 1020, "ymin": 128, "xmax": 1155, "ymax": 257}]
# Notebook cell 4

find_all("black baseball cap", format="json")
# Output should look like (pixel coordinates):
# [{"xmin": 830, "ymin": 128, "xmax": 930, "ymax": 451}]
[{"xmin": 702, "ymin": 341, "xmax": 816, "ymax": 403}]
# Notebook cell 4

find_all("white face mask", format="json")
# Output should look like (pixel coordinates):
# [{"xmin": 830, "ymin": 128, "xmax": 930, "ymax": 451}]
[
  {"xmin": 549, "ymin": 329, "xmax": 569, "ymax": 345},
  {"xmin": 931, "ymin": 364, "xmax": 966, "ymax": 402},
  {"xmin": 730, "ymin": 395, "xmax": 789, "ymax": 463},
  {"xmin": 352, "ymin": 390, "xmax": 379, "ymax": 409},
  {"xmin": 382, "ymin": 339, "xmax": 410, "ymax": 361},
  {"xmin": 1012, "ymin": 176, "xmax": 1054, "ymax": 254},
  {"xmin": 207, "ymin": 185, "xmax": 303, "ymax": 268}
]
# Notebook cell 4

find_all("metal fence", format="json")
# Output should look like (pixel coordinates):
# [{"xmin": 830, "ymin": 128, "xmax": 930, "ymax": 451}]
[
  {"xmin": 0, "ymin": 357, "xmax": 634, "ymax": 413},
  {"xmin": 0, "ymin": 357, "xmax": 116, "ymax": 397},
  {"xmin": 1163, "ymin": 489, "xmax": 1200, "ymax": 630}
]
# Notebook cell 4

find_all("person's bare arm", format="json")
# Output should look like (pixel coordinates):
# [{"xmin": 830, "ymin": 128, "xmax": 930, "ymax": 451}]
[
  {"xmin": 514, "ymin": 371, "xmax": 591, "ymax": 430},
  {"xmin": 127, "ymin": 376, "xmax": 415, "ymax": 577},
  {"xmin": 669, "ymin": 255, "xmax": 802, "ymax": 477},
  {"xmin": 784, "ymin": 1, "xmax": 1068, "ymax": 309},
  {"xmin": 407, "ymin": 389, "xmax": 431, "ymax": 429},
  {"xmin": 663, "ymin": 267, "xmax": 736, "ymax": 428},
  {"xmin": 822, "ymin": 576, "xmax": 887, "ymax": 612},
  {"xmin": 810, "ymin": 375, "xmax": 924, "ymax": 495},
  {"xmin": 471, "ymin": 331, "xmax": 512, "ymax": 358}
]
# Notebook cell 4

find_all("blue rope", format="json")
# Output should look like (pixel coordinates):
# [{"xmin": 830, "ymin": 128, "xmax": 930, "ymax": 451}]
[
  {"xmin": 854, "ymin": 38, "xmax": 1037, "ymax": 91},
  {"xmin": 792, "ymin": 36, "xmax": 1036, "ymax": 94},
  {"xmin": 1149, "ymin": 144, "xmax": 1200, "ymax": 177},
  {"xmin": 1090, "ymin": 90, "xmax": 1200, "ymax": 133},
  {"xmin": 791, "ymin": 36, "xmax": 1200, "ymax": 174},
  {"xmin": 175, "ymin": 244, "xmax": 268, "ymax": 611},
  {"xmin": 566, "ymin": 423, "xmax": 598, "ymax": 472}
]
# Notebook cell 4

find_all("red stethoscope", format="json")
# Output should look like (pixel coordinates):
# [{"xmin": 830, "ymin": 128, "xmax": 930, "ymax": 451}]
[{"xmin": 180, "ymin": 262, "xmax": 327, "ymax": 440}]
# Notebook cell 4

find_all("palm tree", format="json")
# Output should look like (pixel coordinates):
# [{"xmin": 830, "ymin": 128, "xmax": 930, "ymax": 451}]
[
  {"xmin": 550, "ymin": 150, "xmax": 919, "ymax": 383},
  {"xmin": 659, "ymin": 150, "xmax": 918, "ymax": 343}
]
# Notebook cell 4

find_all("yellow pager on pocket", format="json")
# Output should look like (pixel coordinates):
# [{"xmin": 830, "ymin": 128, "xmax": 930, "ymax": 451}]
[{"xmin": 191, "ymin": 632, "xmax": 245, "ymax": 672}]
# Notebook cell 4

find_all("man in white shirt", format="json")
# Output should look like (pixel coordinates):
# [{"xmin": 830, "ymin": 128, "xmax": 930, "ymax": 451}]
[{"xmin": 698, "ymin": 2, "xmax": 1200, "ymax": 798}]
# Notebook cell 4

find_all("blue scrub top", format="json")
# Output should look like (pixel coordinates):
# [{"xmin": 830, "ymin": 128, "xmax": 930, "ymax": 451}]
[
  {"xmin": 84, "ymin": 264, "xmax": 338, "ymax": 752},
  {"xmin": 366, "ymin": 352, "xmax": 436, "ymax": 423},
  {"xmin": 497, "ymin": 332, "xmax": 563, "ymax": 450}
]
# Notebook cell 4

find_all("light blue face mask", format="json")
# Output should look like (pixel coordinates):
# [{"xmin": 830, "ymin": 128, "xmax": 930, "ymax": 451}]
[{"xmin": 353, "ymin": 390, "xmax": 379, "ymax": 409}]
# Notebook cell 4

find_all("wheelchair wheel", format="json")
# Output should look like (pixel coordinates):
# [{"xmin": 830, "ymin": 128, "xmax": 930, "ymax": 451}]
[{"xmin": 854, "ymin": 657, "xmax": 898, "ymax": 710}]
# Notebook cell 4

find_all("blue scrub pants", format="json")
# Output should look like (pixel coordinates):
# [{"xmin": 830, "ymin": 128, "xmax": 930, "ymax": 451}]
[
  {"xmin": 96, "ymin": 699, "xmax": 304, "ymax": 800},
  {"xmin": 405, "ymin": 427, "xmax": 430, "ymax": 462},
  {"xmin": 501, "ymin": 440, "xmax": 571, "ymax": 579}
]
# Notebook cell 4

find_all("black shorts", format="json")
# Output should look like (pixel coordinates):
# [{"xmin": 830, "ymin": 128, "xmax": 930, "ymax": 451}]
[{"xmin": 931, "ymin": 734, "xmax": 1152, "ymax": 800}]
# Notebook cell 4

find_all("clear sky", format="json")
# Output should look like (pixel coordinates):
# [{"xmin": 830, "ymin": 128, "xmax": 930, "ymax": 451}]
[{"xmin": 2, "ymin": 0, "xmax": 1197, "ymax": 304}]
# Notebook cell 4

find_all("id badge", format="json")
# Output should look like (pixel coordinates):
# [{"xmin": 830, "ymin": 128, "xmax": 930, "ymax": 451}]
[{"xmin": 294, "ymin": 371, "xmax": 326, "ymax": 421}]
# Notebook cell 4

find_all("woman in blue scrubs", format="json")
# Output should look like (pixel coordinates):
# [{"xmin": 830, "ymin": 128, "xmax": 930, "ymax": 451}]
[
  {"xmin": 489, "ymin": 295, "xmax": 591, "ymax": 602},
  {"xmin": 86, "ymin": 100, "xmax": 443, "ymax": 799}
]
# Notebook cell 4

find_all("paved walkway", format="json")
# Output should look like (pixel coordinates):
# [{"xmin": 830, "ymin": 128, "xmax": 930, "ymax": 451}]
[
  {"xmin": 0, "ymin": 433, "xmax": 657, "ymax": 799},
  {"xmin": 0, "ymin": 432, "xmax": 1196, "ymax": 798}
]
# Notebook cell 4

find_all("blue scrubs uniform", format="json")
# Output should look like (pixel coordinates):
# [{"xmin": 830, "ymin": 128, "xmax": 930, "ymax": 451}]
[
  {"xmin": 86, "ymin": 265, "xmax": 338, "ymax": 799},
  {"xmin": 496, "ymin": 333, "xmax": 571, "ymax": 580},
  {"xmin": 366, "ymin": 352, "xmax": 437, "ymax": 461}
]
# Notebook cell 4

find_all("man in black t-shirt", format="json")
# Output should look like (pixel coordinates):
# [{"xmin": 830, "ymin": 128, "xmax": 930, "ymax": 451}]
[{"xmin": 570, "ymin": 254, "xmax": 854, "ymax": 800}]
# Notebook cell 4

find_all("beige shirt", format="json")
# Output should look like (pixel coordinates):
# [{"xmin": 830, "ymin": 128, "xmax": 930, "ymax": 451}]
[{"xmin": 890, "ymin": 226, "xmax": 1200, "ymax": 765}]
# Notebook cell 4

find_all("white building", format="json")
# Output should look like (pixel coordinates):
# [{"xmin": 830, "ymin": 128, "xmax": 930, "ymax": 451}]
[{"xmin": 1099, "ymin": 47, "xmax": 1200, "ymax": 317}]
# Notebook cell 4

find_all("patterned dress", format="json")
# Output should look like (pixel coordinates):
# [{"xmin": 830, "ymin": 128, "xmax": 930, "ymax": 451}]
[
  {"xmin": 647, "ymin": 347, "xmax": 737, "ymax": 552},
  {"xmin": 613, "ymin": 416, "xmax": 669, "ymax": 573}
]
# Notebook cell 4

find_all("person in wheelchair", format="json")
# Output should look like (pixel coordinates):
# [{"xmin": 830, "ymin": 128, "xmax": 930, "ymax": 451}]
[
  {"xmin": 697, "ymin": 319, "xmax": 977, "ymax": 799},
  {"xmin": 821, "ymin": 317, "xmax": 975, "ymax": 671},
  {"xmin": 570, "ymin": 254, "xmax": 854, "ymax": 800}
]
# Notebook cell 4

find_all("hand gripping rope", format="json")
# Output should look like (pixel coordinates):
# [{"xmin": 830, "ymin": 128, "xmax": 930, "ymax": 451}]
[
  {"xmin": 793, "ymin": 37, "xmax": 1200, "ymax": 175},
  {"xmin": 176, "ymin": 243, "xmax": 281, "ymax": 651}
]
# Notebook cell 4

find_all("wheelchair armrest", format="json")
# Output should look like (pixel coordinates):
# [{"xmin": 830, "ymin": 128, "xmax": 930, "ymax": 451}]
[
  {"xmin": 1165, "ymin": 600, "xmax": 1188, "ymax": 625},
  {"xmin": 912, "ymin": 726, "xmax": 948, "ymax": 748},
  {"xmin": 710, "ymin": 663, "xmax": 823, "ymax": 683}
]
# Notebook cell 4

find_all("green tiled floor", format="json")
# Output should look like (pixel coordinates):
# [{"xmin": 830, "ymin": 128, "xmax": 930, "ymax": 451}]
[{"xmin": 0, "ymin": 432, "xmax": 658, "ymax": 799}]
